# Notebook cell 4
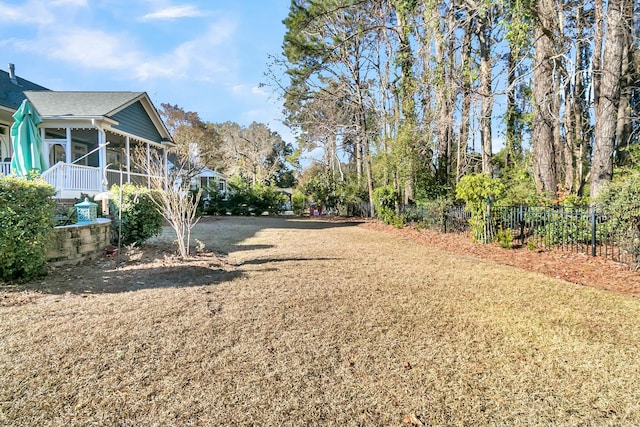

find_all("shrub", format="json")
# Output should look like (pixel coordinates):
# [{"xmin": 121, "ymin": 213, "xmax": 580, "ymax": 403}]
[
  {"xmin": 109, "ymin": 184, "xmax": 163, "ymax": 246},
  {"xmin": 0, "ymin": 176, "xmax": 56, "ymax": 281},
  {"xmin": 201, "ymin": 188, "xmax": 227, "ymax": 216},
  {"xmin": 456, "ymin": 173, "xmax": 504, "ymax": 242},
  {"xmin": 300, "ymin": 169, "xmax": 340, "ymax": 213},
  {"xmin": 224, "ymin": 179, "xmax": 288, "ymax": 215},
  {"xmin": 250, "ymin": 183, "xmax": 288, "ymax": 215},
  {"xmin": 497, "ymin": 226, "xmax": 513, "ymax": 249},
  {"xmin": 597, "ymin": 174, "xmax": 640, "ymax": 231},
  {"xmin": 498, "ymin": 155, "xmax": 544, "ymax": 206},
  {"xmin": 407, "ymin": 197, "xmax": 456, "ymax": 231},
  {"xmin": 292, "ymin": 191, "xmax": 306, "ymax": 216},
  {"xmin": 373, "ymin": 185, "xmax": 403, "ymax": 227}
]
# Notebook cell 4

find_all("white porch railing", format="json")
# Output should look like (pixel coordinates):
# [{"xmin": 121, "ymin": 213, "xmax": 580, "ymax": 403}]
[
  {"xmin": 41, "ymin": 162, "xmax": 102, "ymax": 196},
  {"xmin": 3, "ymin": 162, "xmax": 164, "ymax": 196},
  {"xmin": 1, "ymin": 162, "xmax": 10, "ymax": 176}
]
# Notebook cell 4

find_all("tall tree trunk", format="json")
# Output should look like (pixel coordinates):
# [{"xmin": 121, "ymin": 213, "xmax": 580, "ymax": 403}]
[
  {"xmin": 478, "ymin": 13, "xmax": 494, "ymax": 177},
  {"xmin": 569, "ymin": 4, "xmax": 590, "ymax": 195},
  {"xmin": 590, "ymin": 0, "xmax": 627, "ymax": 198},
  {"xmin": 457, "ymin": 17, "xmax": 472, "ymax": 182},
  {"xmin": 506, "ymin": 45, "xmax": 516, "ymax": 170},
  {"xmin": 435, "ymin": 9, "xmax": 453, "ymax": 184},
  {"xmin": 614, "ymin": 2, "xmax": 633, "ymax": 166},
  {"xmin": 353, "ymin": 62, "xmax": 364, "ymax": 184},
  {"xmin": 592, "ymin": 0, "xmax": 604, "ymax": 115},
  {"xmin": 395, "ymin": 2, "xmax": 417, "ymax": 202},
  {"xmin": 532, "ymin": 0, "xmax": 558, "ymax": 197},
  {"xmin": 563, "ymin": 64, "xmax": 575, "ymax": 193}
]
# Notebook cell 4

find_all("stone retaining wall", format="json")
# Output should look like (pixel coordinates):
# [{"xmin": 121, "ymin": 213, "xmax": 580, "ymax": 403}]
[{"xmin": 47, "ymin": 219, "xmax": 111, "ymax": 266}]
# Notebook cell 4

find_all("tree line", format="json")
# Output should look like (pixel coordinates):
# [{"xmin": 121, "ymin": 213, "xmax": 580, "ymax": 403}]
[
  {"xmin": 159, "ymin": 103, "xmax": 296, "ymax": 190},
  {"xmin": 272, "ymin": 0, "xmax": 639, "ymax": 215}
]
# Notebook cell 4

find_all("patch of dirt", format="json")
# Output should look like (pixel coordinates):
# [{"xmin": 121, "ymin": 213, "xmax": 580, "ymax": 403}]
[{"xmin": 360, "ymin": 220, "xmax": 640, "ymax": 298}]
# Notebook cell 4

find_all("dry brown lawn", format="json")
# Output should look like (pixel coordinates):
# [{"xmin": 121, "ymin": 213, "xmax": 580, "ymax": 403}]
[{"xmin": 2, "ymin": 216, "xmax": 640, "ymax": 426}]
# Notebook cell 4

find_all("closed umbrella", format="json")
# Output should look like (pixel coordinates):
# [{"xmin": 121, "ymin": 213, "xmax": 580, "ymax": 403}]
[{"xmin": 10, "ymin": 99, "xmax": 47, "ymax": 177}]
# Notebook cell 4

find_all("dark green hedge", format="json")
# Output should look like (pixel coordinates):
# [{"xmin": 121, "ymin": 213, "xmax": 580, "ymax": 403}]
[
  {"xmin": 109, "ymin": 184, "xmax": 163, "ymax": 246},
  {"xmin": 0, "ymin": 176, "xmax": 56, "ymax": 281}
]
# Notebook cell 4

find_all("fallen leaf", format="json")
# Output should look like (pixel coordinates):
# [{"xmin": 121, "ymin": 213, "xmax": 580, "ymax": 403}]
[{"xmin": 402, "ymin": 414, "xmax": 423, "ymax": 426}]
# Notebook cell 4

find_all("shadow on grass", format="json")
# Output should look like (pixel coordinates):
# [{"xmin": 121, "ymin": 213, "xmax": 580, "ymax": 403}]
[
  {"xmin": 240, "ymin": 257, "xmax": 341, "ymax": 266},
  {"xmin": 1, "ymin": 217, "xmax": 359, "ymax": 297},
  {"xmin": 191, "ymin": 216, "xmax": 364, "ymax": 254},
  {"xmin": 224, "ymin": 244, "xmax": 275, "ymax": 253},
  {"xmin": 1, "ymin": 260, "xmax": 243, "ymax": 296}
]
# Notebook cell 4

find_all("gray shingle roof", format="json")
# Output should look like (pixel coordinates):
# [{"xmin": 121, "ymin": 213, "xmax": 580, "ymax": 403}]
[
  {"xmin": 0, "ymin": 70, "xmax": 50, "ymax": 110},
  {"xmin": 24, "ymin": 91, "xmax": 145, "ymax": 117}
]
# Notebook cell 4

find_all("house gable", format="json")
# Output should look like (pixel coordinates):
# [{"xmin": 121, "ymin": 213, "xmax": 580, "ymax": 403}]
[{"xmin": 111, "ymin": 100, "xmax": 163, "ymax": 144}]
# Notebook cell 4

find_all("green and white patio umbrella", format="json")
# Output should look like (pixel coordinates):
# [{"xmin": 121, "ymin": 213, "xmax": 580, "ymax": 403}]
[{"xmin": 10, "ymin": 99, "xmax": 47, "ymax": 177}]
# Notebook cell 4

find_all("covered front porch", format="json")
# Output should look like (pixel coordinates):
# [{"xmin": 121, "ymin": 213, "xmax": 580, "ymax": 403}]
[
  {"xmin": 0, "ymin": 126, "xmax": 168, "ymax": 199},
  {"xmin": 43, "ymin": 126, "xmax": 168, "ymax": 199},
  {"xmin": 1, "ymin": 91, "xmax": 173, "ymax": 199}
]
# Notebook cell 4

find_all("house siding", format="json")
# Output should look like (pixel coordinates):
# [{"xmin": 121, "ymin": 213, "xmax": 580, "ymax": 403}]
[{"xmin": 111, "ymin": 101, "xmax": 163, "ymax": 143}]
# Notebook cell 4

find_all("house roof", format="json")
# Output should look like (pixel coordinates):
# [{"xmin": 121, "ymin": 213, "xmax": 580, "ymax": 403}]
[
  {"xmin": 0, "ymin": 69, "xmax": 50, "ymax": 111},
  {"xmin": 0, "ymin": 67, "xmax": 172, "ymax": 144},
  {"xmin": 24, "ymin": 91, "xmax": 173, "ymax": 143},
  {"xmin": 24, "ymin": 91, "xmax": 145, "ymax": 117}
]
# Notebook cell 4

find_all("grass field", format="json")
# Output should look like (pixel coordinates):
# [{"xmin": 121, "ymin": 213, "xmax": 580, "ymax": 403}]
[{"xmin": 2, "ymin": 216, "xmax": 640, "ymax": 426}]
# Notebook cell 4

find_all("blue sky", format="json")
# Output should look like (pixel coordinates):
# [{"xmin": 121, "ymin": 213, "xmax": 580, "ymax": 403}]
[{"xmin": 0, "ymin": 0, "xmax": 293, "ymax": 140}]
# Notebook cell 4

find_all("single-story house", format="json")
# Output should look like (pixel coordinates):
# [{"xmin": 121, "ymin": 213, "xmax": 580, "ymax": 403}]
[
  {"xmin": 195, "ymin": 167, "xmax": 228, "ymax": 197},
  {"xmin": 0, "ymin": 64, "xmax": 173, "ymax": 200}
]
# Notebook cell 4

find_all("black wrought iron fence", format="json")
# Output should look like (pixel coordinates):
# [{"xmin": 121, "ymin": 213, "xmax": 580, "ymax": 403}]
[
  {"xmin": 401, "ymin": 204, "xmax": 471, "ymax": 233},
  {"xmin": 402, "ymin": 204, "xmax": 640, "ymax": 269}
]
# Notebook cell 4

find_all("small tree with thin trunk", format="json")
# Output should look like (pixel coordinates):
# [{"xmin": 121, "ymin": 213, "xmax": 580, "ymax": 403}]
[{"xmin": 131, "ymin": 146, "xmax": 203, "ymax": 259}]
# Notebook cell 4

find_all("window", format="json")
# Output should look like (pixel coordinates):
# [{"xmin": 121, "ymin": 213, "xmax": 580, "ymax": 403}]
[
  {"xmin": 72, "ymin": 142, "xmax": 88, "ymax": 166},
  {"xmin": 0, "ymin": 126, "xmax": 10, "ymax": 161},
  {"xmin": 49, "ymin": 144, "xmax": 66, "ymax": 165}
]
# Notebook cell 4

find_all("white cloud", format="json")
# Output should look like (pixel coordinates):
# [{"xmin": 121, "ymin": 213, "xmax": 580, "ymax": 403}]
[
  {"xmin": 11, "ymin": 27, "xmax": 141, "ymax": 71},
  {"xmin": 252, "ymin": 85, "xmax": 268, "ymax": 96},
  {"xmin": 141, "ymin": 5, "xmax": 204, "ymax": 21},
  {"xmin": 8, "ymin": 16, "xmax": 237, "ymax": 83},
  {"xmin": 228, "ymin": 84, "xmax": 269, "ymax": 100},
  {"xmin": 0, "ymin": 0, "xmax": 88, "ymax": 25},
  {"xmin": 231, "ymin": 84, "xmax": 247, "ymax": 95},
  {"xmin": 132, "ymin": 20, "xmax": 237, "ymax": 81},
  {"xmin": 0, "ymin": 1, "xmax": 55, "ymax": 25},
  {"xmin": 50, "ymin": 0, "xmax": 87, "ymax": 6}
]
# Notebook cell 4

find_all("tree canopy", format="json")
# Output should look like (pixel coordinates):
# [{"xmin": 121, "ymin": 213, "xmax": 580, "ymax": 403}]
[{"xmin": 272, "ymin": 0, "xmax": 640, "ymax": 209}]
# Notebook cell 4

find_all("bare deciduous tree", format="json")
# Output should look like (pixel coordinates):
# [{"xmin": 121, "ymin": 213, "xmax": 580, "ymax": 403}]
[{"xmin": 131, "ymin": 146, "xmax": 202, "ymax": 259}]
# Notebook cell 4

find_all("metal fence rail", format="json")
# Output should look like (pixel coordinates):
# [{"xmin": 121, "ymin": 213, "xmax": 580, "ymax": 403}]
[
  {"xmin": 402, "ymin": 204, "xmax": 640, "ymax": 269},
  {"xmin": 401, "ymin": 205, "xmax": 471, "ymax": 233}
]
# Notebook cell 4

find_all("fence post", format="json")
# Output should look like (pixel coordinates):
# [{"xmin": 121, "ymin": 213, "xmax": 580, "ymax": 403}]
[
  {"xmin": 442, "ymin": 211, "xmax": 447, "ymax": 233},
  {"xmin": 519, "ymin": 204, "xmax": 525, "ymax": 246},
  {"xmin": 591, "ymin": 206, "xmax": 597, "ymax": 257}
]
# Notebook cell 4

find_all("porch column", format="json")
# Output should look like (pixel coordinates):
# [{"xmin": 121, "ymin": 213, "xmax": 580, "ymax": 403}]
[
  {"xmin": 163, "ymin": 146, "xmax": 168, "ymax": 192},
  {"xmin": 146, "ymin": 142, "xmax": 151, "ymax": 188},
  {"xmin": 40, "ymin": 129, "xmax": 49, "ymax": 168},
  {"xmin": 98, "ymin": 129, "xmax": 107, "ymax": 190},
  {"xmin": 65, "ymin": 128, "xmax": 72, "ymax": 164},
  {"xmin": 125, "ymin": 136, "xmax": 131, "ymax": 182}
]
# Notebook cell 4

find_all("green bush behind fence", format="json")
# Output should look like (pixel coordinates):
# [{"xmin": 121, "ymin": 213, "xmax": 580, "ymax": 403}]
[{"xmin": 402, "ymin": 204, "xmax": 640, "ymax": 269}]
